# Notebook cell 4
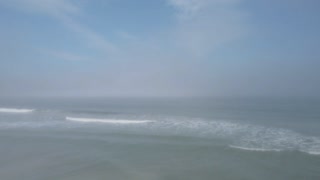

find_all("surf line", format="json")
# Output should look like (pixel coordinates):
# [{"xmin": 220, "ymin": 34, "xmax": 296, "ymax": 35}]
[
  {"xmin": 66, "ymin": 117, "xmax": 154, "ymax": 124},
  {"xmin": 0, "ymin": 108, "xmax": 34, "ymax": 113},
  {"xmin": 229, "ymin": 145, "xmax": 283, "ymax": 152}
]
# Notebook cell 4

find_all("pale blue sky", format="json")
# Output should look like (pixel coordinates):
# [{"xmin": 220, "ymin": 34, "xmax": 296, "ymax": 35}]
[{"xmin": 0, "ymin": 0, "xmax": 319, "ymax": 97}]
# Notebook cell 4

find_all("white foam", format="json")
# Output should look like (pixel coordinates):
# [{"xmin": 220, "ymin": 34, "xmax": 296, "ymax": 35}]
[
  {"xmin": 304, "ymin": 151, "xmax": 320, "ymax": 156},
  {"xmin": 230, "ymin": 145, "xmax": 320, "ymax": 156},
  {"xmin": 66, "ymin": 117, "xmax": 154, "ymax": 124},
  {"xmin": 229, "ymin": 145, "xmax": 283, "ymax": 152},
  {"xmin": 0, "ymin": 108, "xmax": 34, "ymax": 113}
]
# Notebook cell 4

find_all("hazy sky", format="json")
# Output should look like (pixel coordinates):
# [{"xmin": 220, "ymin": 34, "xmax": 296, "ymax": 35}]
[{"xmin": 0, "ymin": 0, "xmax": 319, "ymax": 97}]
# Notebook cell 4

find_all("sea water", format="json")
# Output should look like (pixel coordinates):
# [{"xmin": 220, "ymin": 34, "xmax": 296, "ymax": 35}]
[{"xmin": 0, "ymin": 97, "xmax": 319, "ymax": 180}]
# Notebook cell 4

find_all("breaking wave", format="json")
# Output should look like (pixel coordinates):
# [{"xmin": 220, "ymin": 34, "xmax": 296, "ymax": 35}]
[
  {"xmin": 229, "ymin": 145, "xmax": 283, "ymax": 152},
  {"xmin": 66, "ymin": 117, "xmax": 154, "ymax": 124},
  {"xmin": 229, "ymin": 145, "xmax": 320, "ymax": 156},
  {"xmin": 306, "ymin": 151, "xmax": 320, "ymax": 155},
  {"xmin": 136, "ymin": 118, "xmax": 320, "ymax": 156},
  {"xmin": 0, "ymin": 108, "xmax": 34, "ymax": 113}
]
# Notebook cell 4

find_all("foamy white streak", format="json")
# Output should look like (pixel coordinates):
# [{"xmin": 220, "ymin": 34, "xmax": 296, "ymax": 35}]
[
  {"xmin": 230, "ymin": 145, "xmax": 320, "ymax": 155},
  {"xmin": 0, "ymin": 108, "xmax": 34, "ymax": 113},
  {"xmin": 66, "ymin": 117, "xmax": 154, "ymax": 124},
  {"xmin": 305, "ymin": 151, "xmax": 320, "ymax": 155},
  {"xmin": 229, "ymin": 145, "xmax": 283, "ymax": 152}
]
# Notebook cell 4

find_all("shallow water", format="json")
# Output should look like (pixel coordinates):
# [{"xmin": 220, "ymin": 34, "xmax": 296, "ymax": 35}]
[{"xmin": 0, "ymin": 97, "xmax": 320, "ymax": 180}]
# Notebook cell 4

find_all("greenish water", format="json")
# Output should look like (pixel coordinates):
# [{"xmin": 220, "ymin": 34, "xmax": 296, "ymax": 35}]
[{"xmin": 0, "ymin": 98, "xmax": 319, "ymax": 180}]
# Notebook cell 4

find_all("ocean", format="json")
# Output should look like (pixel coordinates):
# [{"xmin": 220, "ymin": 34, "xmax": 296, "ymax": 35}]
[{"xmin": 0, "ymin": 97, "xmax": 319, "ymax": 180}]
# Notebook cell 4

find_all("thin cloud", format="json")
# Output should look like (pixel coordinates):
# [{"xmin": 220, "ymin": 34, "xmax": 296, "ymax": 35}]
[
  {"xmin": 0, "ymin": 0, "xmax": 80, "ymax": 18},
  {"xmin": 168, "ymin": 0, "xmax": 241, "ymax": 17},
  {"xmin": 44, "ymin": 49, "xmax": 87, "ymax": 62},
  {"xmin": 0, "ymin": 0, "xmax": 253, "ymax": 97},
  {"xmin": 0, "ymin": 0, "xmax": 116, "ymax": 54},
  {"xmin": 60, "ymin": 16, "xmax": 117, "ymax": 53},
  {"xmin": 167, "ymin": 0, "xmax": 249, "ymax": 57}
]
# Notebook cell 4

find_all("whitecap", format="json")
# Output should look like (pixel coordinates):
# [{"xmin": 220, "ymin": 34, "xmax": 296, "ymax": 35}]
[
  {"xmin": 66, "ymin": 117, "xmax": 154, "ymax": 124},
  {"xmin": 0, "ymin": 108, "xmax": 34, "ymax": 113},
  {"xmin": 229, "ymin": 145, "xmax": 283, "ymax": 152},
  {"xmin": 305, "ymin": 151, "xmax": 320, "ymax": 155}
]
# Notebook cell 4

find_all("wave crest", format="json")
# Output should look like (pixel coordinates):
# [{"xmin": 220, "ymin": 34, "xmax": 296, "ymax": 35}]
[
  {"xmin": 229, "ymin": 145, "xmax": 283, "ymax": 152},
  {"xmin": 0, "ymin": 108, "xmax": 34, "ymax": 113},
  {"xmin": 66, "ymin": 117, "xmax": 154, "ymax": 124}
]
